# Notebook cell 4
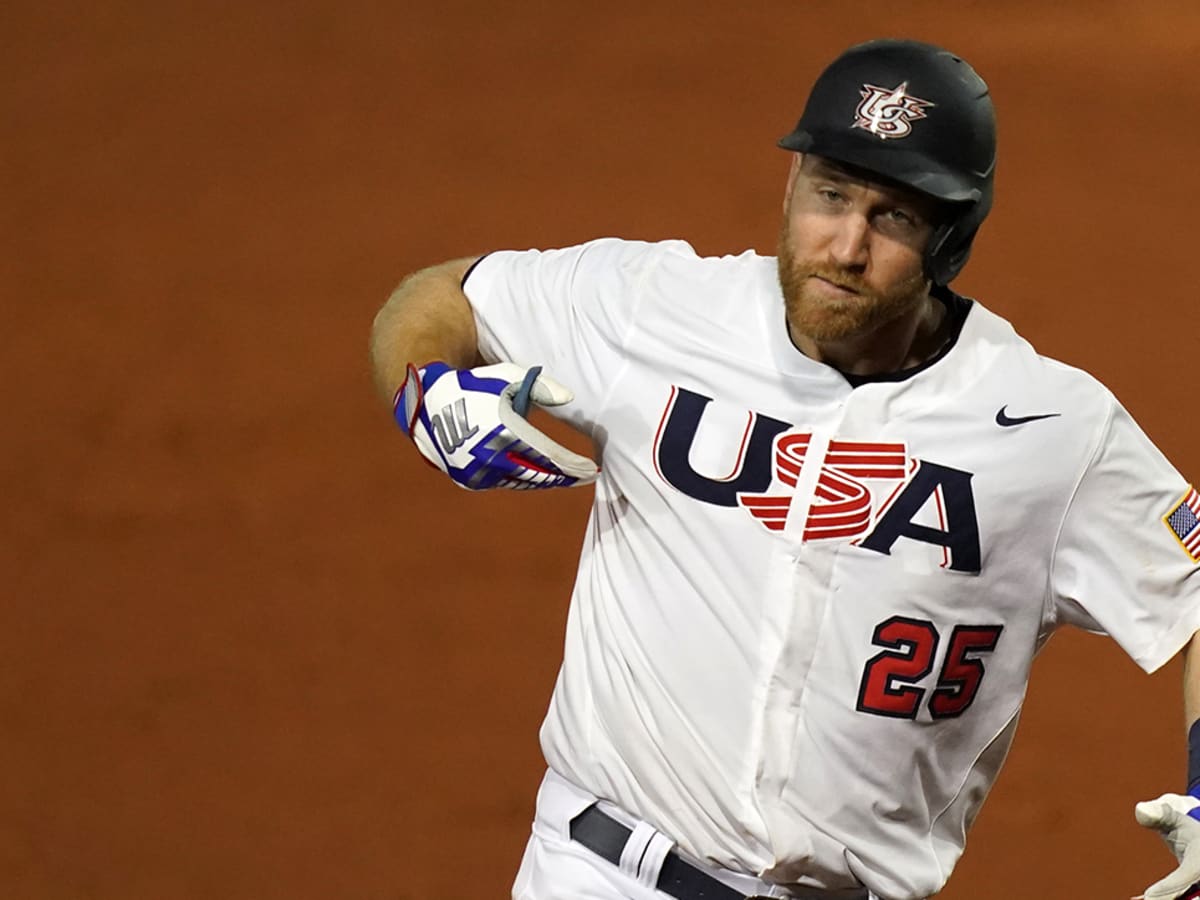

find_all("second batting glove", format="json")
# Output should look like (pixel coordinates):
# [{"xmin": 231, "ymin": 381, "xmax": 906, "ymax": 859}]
[
  {"xmin": 1135, "ymin": 791, "xmax": 1200, "ymax": 899},
  {"xmin": 393, "ymin": 361, "xmax": 599, "ymax": 491}
]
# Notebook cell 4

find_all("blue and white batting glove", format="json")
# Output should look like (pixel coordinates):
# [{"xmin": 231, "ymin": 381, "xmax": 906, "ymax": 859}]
[
  {"xmin": 393, "ymin": 361, "xmax": 599, "ymax": 491},
  {"xmin": 1135, "ymin": 792, "xmax": 1200, "ymax": 899}
]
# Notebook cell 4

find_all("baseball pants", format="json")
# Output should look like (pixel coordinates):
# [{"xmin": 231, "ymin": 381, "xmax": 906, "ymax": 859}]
[{"xmin": 512, "ymin": 769, "xmax": 875, "ymax": 900}]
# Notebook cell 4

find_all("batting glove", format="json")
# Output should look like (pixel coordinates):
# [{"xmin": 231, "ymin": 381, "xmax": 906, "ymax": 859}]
[
  {"xmin": 393, "ymin": 361, "xmax": 599, "ymax": 491},
  {"xmin": 1134, "ymin": 792, "xmax": 1200, "ymax": 899}
]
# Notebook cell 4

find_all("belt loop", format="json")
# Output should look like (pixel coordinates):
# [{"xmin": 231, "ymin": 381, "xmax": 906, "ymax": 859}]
[
  {"xmin": 640, "ymin": 830, "xmax": 673, "ymax": 886},
  {"xmin": 618, "ymin": 821, "xmax": 674, "ymax": 889}
]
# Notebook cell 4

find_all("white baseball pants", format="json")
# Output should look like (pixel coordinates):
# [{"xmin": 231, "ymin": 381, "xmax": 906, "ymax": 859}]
[{"xmin": 512, "ymin": 769, "xmax": 875, "ymax": 900}]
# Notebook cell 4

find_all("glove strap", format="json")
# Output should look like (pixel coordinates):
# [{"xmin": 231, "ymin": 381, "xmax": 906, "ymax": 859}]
[{"xmin": 509, "ymin": 365, "xmax": 543, "ymax": 418}]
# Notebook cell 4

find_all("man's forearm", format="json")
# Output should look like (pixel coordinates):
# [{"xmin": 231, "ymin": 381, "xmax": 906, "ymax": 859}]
[{"xmin": 369, "ymin": 256, "xmax": 483, "ymax": 403}]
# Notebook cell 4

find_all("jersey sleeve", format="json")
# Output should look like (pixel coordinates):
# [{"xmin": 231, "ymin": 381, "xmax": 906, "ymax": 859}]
[
  {"xmin": 461, "ymin": 238, "xmax": 676, "ymax": 423},
  {"xmin": 1050, "ymin": 397, "xmax": 1200, "ymax": 672}
]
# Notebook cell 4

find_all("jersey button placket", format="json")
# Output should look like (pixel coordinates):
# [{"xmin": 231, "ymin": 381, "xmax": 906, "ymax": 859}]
[{"xmin": 751, "ymin": 401, "xmax": 848, "ymax": 813}]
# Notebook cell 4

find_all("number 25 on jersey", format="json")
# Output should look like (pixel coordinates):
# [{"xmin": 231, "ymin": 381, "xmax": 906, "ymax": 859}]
[{"xmin": 856, "ymin": 616, "xmax": 1003, "ymax": 719}]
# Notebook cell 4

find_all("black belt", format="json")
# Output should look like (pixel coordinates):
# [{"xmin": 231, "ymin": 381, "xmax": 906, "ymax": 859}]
[{"xmin": 569, "ymin": 803, "xmax": 765, "ymax": 900}]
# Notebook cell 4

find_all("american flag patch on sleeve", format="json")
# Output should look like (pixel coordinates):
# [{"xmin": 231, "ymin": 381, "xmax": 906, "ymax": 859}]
[{"xmin": 1164, "ymin": 486, "xmax": 1200, "ymax": 563}]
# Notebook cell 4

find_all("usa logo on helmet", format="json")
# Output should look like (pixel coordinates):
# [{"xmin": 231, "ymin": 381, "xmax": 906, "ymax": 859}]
[{"xmin": 853, "ymin": 82, "xmax": 935, "ymax": 140}]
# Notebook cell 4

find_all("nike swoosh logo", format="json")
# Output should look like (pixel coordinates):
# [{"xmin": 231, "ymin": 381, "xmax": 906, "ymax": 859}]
[{"xmin": 995, "ymin": 406, "xmax": 1062, "ymax": 427}]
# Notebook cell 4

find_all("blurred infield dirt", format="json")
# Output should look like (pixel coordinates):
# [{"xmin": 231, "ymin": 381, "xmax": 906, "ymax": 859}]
[{"xmin": 4, "ymin": 2, "xmax": 1200, "ymax": 898}]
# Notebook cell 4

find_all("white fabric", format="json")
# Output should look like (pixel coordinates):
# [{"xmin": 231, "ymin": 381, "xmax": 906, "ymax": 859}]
[{"xmin": 466, "ymin": 238, "xmax": 1200, "ymax": 900}]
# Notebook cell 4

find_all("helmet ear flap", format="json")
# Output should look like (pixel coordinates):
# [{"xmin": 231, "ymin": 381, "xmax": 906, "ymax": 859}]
[
  {"xmin": 924, "ymin": 183, "xmax": 992, "ymax": 286},
  {"xmin": 924, "ymin": 222, "xmax": 975, "ymax": 287},
  {"xmin": 924, "ymin": 223, "xmax": 956, "ymax": 287}
]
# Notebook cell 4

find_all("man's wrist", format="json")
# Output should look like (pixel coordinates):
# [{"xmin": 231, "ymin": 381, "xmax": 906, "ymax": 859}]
[{"xmin": 1188, "ymin": 718, "xmax": 1200, "ymax": 796}]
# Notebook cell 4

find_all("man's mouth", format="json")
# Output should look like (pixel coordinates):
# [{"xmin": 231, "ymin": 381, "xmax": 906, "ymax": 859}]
[{"xmin": 810, "ymin": 275, "xmax": 861, "ymax": 296}]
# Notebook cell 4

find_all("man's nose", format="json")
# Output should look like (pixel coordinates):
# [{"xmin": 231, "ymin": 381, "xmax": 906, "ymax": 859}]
[{"xmin": 828, "ymin": 214, "xmax": 870, "ymax": 268}]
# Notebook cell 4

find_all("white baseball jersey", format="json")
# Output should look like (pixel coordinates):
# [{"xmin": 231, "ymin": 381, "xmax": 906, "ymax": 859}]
[{"xmin": 462, "ymin": 237, "xmax": 1200, "ymax": 899}]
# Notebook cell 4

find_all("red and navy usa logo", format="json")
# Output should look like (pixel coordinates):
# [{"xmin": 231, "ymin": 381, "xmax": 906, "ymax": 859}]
[
  {"xmin": 736, "ymin": 431, "xmax": 908, "ymax": 540},
  {"xmin": 652, "ymin": 387, "xmax": 981, "ymax": 573}
]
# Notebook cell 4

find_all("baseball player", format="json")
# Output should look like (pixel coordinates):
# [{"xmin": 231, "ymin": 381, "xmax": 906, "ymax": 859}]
[{"xmin": 371, "ymin": 39, "xmax": 1200, "ymax": 900}]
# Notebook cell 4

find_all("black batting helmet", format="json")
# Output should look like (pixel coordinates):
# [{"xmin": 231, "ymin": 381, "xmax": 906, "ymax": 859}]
[{"xmin": 778, "ymin": 39, "xmax": 997, "ymax": 285}]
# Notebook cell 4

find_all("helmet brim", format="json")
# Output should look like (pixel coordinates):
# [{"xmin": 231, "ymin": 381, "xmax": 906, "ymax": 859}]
[{"xmin": 778, "ymin": 129, "xmax": 984, "ymax": 204}]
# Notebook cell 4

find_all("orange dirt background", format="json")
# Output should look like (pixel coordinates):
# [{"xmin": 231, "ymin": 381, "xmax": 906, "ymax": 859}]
[{"xmin": 5, "ymin": 3, "xmax": 1200, "ymax": 898}]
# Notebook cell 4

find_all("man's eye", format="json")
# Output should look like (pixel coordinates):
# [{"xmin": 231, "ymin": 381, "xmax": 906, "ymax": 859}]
[
  {"xmin": 887, "ymin": 208, "xmax": 917, "ymax": 226},
  {"xmin": 818, "ymin": 188, "xmax": 843, "ymax": 203}
]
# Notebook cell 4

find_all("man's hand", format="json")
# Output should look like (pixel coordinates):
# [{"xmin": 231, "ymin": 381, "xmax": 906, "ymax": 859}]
[
  {"xmin": 1135, "ymin": 792, "xmax": 1200, "ymax": 899},
  {"xmin": 394, "ymin": 361, "xmax": 599, "ymax": 490}
]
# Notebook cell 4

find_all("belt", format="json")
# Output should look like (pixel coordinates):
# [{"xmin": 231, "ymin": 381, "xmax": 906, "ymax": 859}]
[{"xmin": 569, "ymin": 803, "xmax": 766, "ymax": 900}]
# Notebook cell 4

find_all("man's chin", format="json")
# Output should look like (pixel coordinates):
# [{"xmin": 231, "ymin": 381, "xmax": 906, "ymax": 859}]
[
  {"xmin": 786, "ymin": 294, "xmax": 876, "ymax": 342},
  {"xmin": 787, "ymin": 310, "xmax": 868, "ymax": 343}
]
